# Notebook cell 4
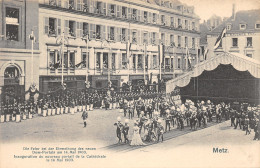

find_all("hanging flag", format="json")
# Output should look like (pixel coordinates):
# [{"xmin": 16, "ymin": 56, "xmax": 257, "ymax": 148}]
[
  {"xmin": 203, "ymin": 48, "xmax": 209, "ymax": 60},
  {"xmin": 214, "ymin": 27, "xmax": 227, "ymax": 50},
  {"xmin": 75, "ymin": 60, "xmax": 86, "ymax": 68},
  {"xmin": 53, "ymin": 60, "xmax": 60, "ymax": 69},
  {"xmin": 158, "ymin": 43, "xmax": 165, "ymax": 66},
  {"xmin": 126, "ymin": 40, "xmax": 131, "ymax": 64},
  {"xmin": 171, "ymin": 42, "xmax": 176, "ymax": 47}
]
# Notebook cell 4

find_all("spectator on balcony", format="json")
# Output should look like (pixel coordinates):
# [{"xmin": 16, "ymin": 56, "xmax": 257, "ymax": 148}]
[
  {"xmin": 83, "ymin": 4, "xmax": 88, "ymax": 12},
  {"xmin": 69, "ymin": 1, "xmax": 74, "ymax": 10},
  {"xmin": 70, "ymin": 62, "xmax": 74, "ymax": 68}
]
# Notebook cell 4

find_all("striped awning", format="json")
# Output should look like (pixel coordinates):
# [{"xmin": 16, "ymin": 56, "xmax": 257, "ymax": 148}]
[{"xmin": 166, "ymin": 52, "xmax": 260, "ymax": 93}]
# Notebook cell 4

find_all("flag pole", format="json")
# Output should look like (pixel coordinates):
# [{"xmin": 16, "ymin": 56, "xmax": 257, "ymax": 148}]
[
  {"xmin": 144, "ymin": 44, "xmax": 146, "ymax": 85},
  {"xmin": 62, "ymin": 31, "xmax": 64, "ymax": 85},
  {"xmin": 127, "ymin": 40, "xmax": 130, "ymax": 82},
  {"xmin": 30, "ymin": 30, "xmax": 34, "ymax": 85},
  {"xmin": 159, "ymin": 44, "xmax": 162, "ymax": 81},
  {"xmin": 108, "ymin": 43, "xmax": 111, "ymax": 84},
  {"xmin": 86, "ymin": 34, "xmax": 89, "ymax": 83},
  {"xmin": 173, "ymin": 45, "xmax": 175, "ymax": 79}
]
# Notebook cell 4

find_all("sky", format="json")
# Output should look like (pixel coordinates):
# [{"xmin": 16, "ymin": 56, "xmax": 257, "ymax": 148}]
[{"xmin": 179, "ymin": 0, "xmax": 260, "ymax": 22}]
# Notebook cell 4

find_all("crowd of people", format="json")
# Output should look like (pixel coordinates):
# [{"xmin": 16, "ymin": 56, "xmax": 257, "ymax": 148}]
[
  {"xmin": 0, "ymin": 89, "xmax": 259, "ymax": 143},
  {"xmin": 0, "ymin": 89, "xmax": 163, "ymax": 123},
  {"xmin": 114, "ymin": 97, "xmax": 260, "ymax": 145}
]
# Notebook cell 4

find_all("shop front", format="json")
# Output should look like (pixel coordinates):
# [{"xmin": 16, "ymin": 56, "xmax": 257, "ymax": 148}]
[
  {"xmin": 39, "ymin": 76, "xmax": 86, "ymax": 93},
  {"xmin": 91, "ymin": 75, "xmax": 121, "ymax": 90}
]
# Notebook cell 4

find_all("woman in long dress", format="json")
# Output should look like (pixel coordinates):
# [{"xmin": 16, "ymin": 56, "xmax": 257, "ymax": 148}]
[{"xmin": 130, "ymin": 123, "xmax": 146, "ymax": 146}]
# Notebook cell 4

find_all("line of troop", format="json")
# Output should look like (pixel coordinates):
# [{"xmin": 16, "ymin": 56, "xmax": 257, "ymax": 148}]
[{"xmin": 114, "ymin": 96, "xmax": 260, "ymax": 145}]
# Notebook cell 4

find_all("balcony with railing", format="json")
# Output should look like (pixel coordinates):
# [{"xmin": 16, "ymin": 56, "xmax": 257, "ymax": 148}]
[{"xmin": 4, "ymin": 76, "xmax": 22, "ymax": 85}]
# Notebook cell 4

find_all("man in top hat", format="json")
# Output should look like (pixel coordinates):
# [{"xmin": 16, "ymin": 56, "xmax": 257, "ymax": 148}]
[
  {"xmin": 230, "ymin": 109, "xmax": 236, "ymax": 127},
  {"xmin": 234, "ymin": 110, "xmax": 242, "ymax": 129},
  {"xmin": 122, "ymin": 119, "xmax": 130, "ymax": 143},
  {"xmin": 114, "ymin": 117, "xmax": 123, "ymax": 143}
]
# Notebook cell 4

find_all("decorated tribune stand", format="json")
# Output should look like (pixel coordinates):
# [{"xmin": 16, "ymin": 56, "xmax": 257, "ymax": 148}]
[{"xmin": 166, "ymin": 52, "xmax": 260, "ymax": 104}]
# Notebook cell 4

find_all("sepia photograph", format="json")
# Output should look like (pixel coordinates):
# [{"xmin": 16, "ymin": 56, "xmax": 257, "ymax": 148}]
[{"xmin": 0, "ymin": 0, "xmax": 260, "ymax": 167}]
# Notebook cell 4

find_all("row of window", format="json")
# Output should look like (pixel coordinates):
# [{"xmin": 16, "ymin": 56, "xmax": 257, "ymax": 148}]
[
  {"xmin": 232, "ymin": 37, "xmax": 253, "ymax": 47},
  {"xmin": 3, "ymin": 5, "xmax": 197, "ymax": 43},
  {"xmin": 226, "ymin": 23, "xmax": 260, "ymax": 30},
  {"xmin": 45, "ymin": 17, "xmax": 197, "ymax": 47},
  {"xmin": 217, "ymin": 37, "xmax": 253, "ymax": 48},
  {"xmin": 44, "ymin": 0, "xmax": 198, "ymax": 31},
  {"xmin": 49, "ymin": 50, "xmax": 195, "ymax": 70}
]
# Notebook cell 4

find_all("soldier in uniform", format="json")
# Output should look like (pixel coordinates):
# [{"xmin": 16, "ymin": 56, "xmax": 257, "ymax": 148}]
[
  {"xmin": 165, "ymin": 109, "xmax": 171, "ymax": 132},
  {"xmin": 90, "ymin": 95, "xmax": 94, "ymax": 111},
  {"xmin": 128, "ymin": 99, "xmax": 134, "ymax": 119},
  {"xmin": 230, "ymin": 109, "xmax": 236, "ymax": 127},
  {"xmin": 3, "ymin": 103, "xmax": 8, "ymax": 119},
  {"xmin": 216, "ymin": 104, "xmax": 222, "ymax": 123},
  {"xmin": 234, "ymin": 110, "xmax": 242, "ymax": 129},
  {"xmin": 123, "ymin": 99, "xmax": 128, "ymax": 117},
  {"xmin": 122, "ymin": 119, "xmax": 130, "ymax": 143},
  {"xmin": 81, "ymin": 110, "xmax": 88, "ymax": 128},
  {"xmin": 245, "ymin": 115, "xmax": 251, "ymax": 135},
  {"xmin": 12, "ymin": 102, "xmax": 17, "ymax": 121},
  {"xmin": 7, "ymin": 103, "xmax": 13, "ymax": 121},
  {"xmin": 147, "ymin": 103, "xmax": 153, "ymax": 119},
  {"xmin": 157, "ymin": 119, "xmax": 164, "ymax": 143}
]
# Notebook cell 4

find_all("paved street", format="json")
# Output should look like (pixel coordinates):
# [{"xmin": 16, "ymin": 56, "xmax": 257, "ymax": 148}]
[
  {"xmin": 108, "ymin": 120, "xmax": 260, "ymax": 168},
  {"xmin": 1, "ymin": 108, "xmax": 258, "ymax": 148},
  {"xmin": 1, "ymin": 108, "xmax": 259, "ymax": 168},
  {"xmin": 0, "ymin": 109, "xmax": 128, "ymax": 147}
]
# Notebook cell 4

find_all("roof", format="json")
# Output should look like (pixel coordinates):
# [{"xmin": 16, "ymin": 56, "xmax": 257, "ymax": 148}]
[
  {"xmin": 166, "ymin": 52, "xmax": 260, "ymax": 93},
  {"xmin": 135, "ymin": 0, "xmax": 196, "ymax": 15},
  {"xmin": 200, "ymin": 23, "xmax": 210, "ymax": 44},
  {"xmin": 208, "ymin": 9, "xmax": 260, "ymax": 35}
]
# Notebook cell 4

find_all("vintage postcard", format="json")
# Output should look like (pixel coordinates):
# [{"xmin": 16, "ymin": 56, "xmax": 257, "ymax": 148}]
[{"xmin": 0, "ymin": 0, "xmax": 259, "ymax": 167}]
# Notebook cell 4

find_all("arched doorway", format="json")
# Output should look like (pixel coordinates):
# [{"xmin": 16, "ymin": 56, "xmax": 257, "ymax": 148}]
[{"xmin": 3, "ymin": 66, "xmax": 24, "ymax": 104}]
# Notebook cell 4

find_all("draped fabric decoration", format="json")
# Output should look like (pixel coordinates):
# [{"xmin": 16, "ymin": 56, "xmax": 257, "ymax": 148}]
[{"xmin": 166, "ymin": 52, "xmax": 260, "ymax": 94}]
